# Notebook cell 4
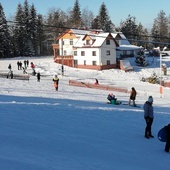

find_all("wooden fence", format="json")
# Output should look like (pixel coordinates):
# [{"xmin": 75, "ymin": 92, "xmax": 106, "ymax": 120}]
[
  {"xmin": 0, "ymin": 73, "xmax": 30, "ymax": 81},
  {"xmin": 69, "ymin": 80, "xmax": 128, "ymax": 93}
]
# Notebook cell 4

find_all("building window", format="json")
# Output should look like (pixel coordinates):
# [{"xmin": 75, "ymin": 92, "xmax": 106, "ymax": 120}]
[
  {"xmin": 92, "ymin": 61, "xmax": 97, "ymax": 65},
  {"xmin": 70, "ymin": 39, "xmax": 73, "ymax": 45},
  {"xmin": 86, "ymin": 40, "xmax": 90, "ymax": 45},
  {"xmin": 106, "ymin": 50, "xmax": 110, "ymax": 55},
  {"xmin": 107, "ymin": 60, "xmax": 110, "ymax": 65},
  {"xmin": 92, "ymin": 51, "xmax": 96, "ymax": 56},
  {"xmin": 84, "ymin": 60, "xmax": 86, "ymax": 65},
  {"xmin": 74, "ymin": 51, "xmax": 77, "ymax": 56},
  {"xmin": 106, "ymin": 40, "xmax": 110, "ymax": 45},
  {"xmin": 81, "ymin": 51, "xmax": 85, "ymax": 56},
  {"xmin": 64, "ymin": 50, "xmax": 67, "ymax": 55}
]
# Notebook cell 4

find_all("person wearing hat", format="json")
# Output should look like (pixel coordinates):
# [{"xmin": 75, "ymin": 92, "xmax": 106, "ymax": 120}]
[
  {"xmin": 53, "ymin": 75, "xmax": 59, "ymax": 91},
  {"xmin": 143, "ymin": 96, "xmax": 154, "ymax": 139},
  {"xmin": 128, "ymin": 87, "xmax": 137, "ymax": 106}
]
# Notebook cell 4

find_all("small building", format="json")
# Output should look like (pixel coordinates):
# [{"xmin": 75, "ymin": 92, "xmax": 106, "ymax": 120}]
[{"xmin": 53, "ymin": 29, "xmax": 140, "ymax": 70}]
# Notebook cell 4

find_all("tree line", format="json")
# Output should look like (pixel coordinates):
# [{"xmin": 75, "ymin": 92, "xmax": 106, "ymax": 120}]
[{"xmin": 0, "ymin": 0, "xmax": 170, "ymax": 58}]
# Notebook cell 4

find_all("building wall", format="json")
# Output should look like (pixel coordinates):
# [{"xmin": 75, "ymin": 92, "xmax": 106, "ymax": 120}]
[
  {"xmin": 74, "ymin": 47, "xmax": 100, "ymax": 65},
  {"xmin": 59, "ymin": 38, "xmax": 77, "ymax": 56},
  {"xmin": 100, "ymin": 39, "xmax": 117, "ymax": 65}
]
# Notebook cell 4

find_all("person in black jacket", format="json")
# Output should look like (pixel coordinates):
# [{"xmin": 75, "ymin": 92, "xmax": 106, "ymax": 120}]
[
  {"xmin": 164, "ymin": 124, "xmax": 170, "ymax": 152},
  {"xmin": 128, "ymin": 87, "xmax": 137, "ymax": 106},
  {"xmin": 53, "ymin": 75, "xmax": 59, "ymax": 91},
  {"xmin": 37, "ymin": 72, "xmax": 41, "ymax": 82}
]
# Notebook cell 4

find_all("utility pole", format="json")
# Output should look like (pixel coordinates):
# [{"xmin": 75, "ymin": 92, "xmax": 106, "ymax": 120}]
[{"xmin": 61, "ymin": 38, "xmax": 64, "ymax": 76}]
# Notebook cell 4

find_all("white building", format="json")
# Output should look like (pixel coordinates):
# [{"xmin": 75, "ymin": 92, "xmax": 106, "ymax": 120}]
[{"xmin": 53, "ymin": 29, "xmax": 140, "ymax": 70}]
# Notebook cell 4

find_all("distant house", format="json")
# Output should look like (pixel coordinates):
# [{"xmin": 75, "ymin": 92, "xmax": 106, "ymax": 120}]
[
  {"xmin": 53, "ymin": 29, "xmax": 140, "ymax": 70},
  {"xmin": 112, "ymin": 32, "xmax": 141, "ymax": 59}
]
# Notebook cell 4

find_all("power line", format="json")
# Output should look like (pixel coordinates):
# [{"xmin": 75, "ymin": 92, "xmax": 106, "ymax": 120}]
[{"xmin": 6, "ymin": 20, "xmax": 170, "ymax": 45}]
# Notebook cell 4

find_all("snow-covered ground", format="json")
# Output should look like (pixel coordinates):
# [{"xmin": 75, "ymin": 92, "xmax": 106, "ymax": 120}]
[{"xmin": 0, "ymin": 55, "xmax": 170, "ymax": 170}]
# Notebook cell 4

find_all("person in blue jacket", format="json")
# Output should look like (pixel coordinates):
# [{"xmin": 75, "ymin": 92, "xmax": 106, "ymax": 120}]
[{"xmin": 143, "ymin": 96, "xmax": 154, "ymax": 139}]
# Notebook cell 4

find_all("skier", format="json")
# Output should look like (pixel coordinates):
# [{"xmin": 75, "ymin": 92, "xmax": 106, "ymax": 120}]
[
  {"xmin": 164, "ymin": 124, "xmax": 170, "ymax": 152},
  {"xmin": 143, "ymin": 96, "xmax": 154, "ymax": 139},
  {"xmin": 128, "ymin": 87, "xmax": 137, "ymax": 106},
  {"xmin": 53, "ymin": 75, "xmax": 59, "ymax": 91}
]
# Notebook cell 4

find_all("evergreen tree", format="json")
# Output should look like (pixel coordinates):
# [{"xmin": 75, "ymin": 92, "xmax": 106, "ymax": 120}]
[
  {"xmin": 22, "ymin": 0, "xmax": 32, "ymax": 56},
  {"xmin": 70, "ymin": 0, "xmax": 81, "ymax": 28},
  {"xmin": 14, "ymin": 3, "xmax": 25, "ymax": 56},
  {"xmin": 0, "ymin": 3, "xmax": 11, "ymax": 58},
  {"xmin": 97, "ymin": 2, "xmax": 115, "ymax": 32},
  {"xmin": 29, "ymin": 4, "xmax": 38, "ymax": 56},
  {"xmin": 37, "ymin": 14, "xmax": 45, "ymax": 55},
  {"xmin": 151, "ymin": 10, "xmax": 169, "ymax": 47},
  {"xmin": 91, "ymin": 16, "xmax": 100, "ymax": 30},
  {"xmin": 136, "ymin": 23, "xmax": 149, "ymax": 49},
  {"xmin": 119, "ymin": 15, "xmax": 138, "ymax": 44}
]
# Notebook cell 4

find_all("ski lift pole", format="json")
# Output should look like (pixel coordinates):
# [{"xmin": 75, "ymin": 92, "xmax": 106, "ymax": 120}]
[
  {"xmin": 159, "ymin": 51, "xmax": 163, "ymax": 97},
  {"xmin": 61, "ymin": 38, "xmax": 64, "ymax": 76},
  {"xmin": 159, "ymin": 46, "xmax": 167, "ymax": 97}
]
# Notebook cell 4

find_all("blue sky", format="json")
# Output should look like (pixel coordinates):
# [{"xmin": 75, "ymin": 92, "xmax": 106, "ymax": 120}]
[{"xmin": 1, "ymin": 0, "xmax": 170, "ymax": 29}]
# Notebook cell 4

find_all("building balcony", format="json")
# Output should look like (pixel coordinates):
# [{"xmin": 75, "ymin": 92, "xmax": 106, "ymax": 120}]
[{"xmin": 53, "ymin": 44, "xmax": 59, "ymax": 49}]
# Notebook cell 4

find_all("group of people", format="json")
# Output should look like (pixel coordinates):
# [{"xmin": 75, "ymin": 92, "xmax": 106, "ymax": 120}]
[
  {"xmin": 5, "ymin": 64, "xmax": 170, "ymax": 152},
  {"xmin": 107, "ymin": 87, "xmax": 137, "ymax": 106},
  {"xmin": 7, "ymin": 61, "xmax": 41, "ymax": 82},
  {"xmin": 107, "ymin": 87, "xmax": 170, "ymax": 153},
  {"xmin": 17, "ymin": 60, "xmax": 29, "ymax": 70},
  {"xmin": 7, "ymin": 61, "xmax": 60, "ymax": 87}
]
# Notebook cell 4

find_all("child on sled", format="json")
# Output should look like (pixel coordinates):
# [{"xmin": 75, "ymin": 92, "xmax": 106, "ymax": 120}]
[{"xmin": 107, "ymin": 93, "xmax": 121, "ymax": 105}]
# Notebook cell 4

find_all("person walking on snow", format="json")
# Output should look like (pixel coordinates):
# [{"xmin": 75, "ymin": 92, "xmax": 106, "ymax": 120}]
[
  {"xmin": 128, "ymin": 87, "xmax": 137, "ymax": 106},
  {"xmin": 8, "ymin": 64, "xmax": 12, "ymax": 71},
  {"xmin": 53, "ymin": 75, "xmax": 59, "ymax": 91},
  {"xmin": 37, "ymin": 72, "xmax": 41, "ymax": 82},
  {"xmin": 143, "ymin": 96, "xmax": 154, "ymax": 139}
]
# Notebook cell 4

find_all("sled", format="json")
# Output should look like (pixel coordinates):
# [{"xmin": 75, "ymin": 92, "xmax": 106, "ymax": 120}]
[{"xmin": 158, "ymin": 127, "xmax": 167, "ymax": 142}]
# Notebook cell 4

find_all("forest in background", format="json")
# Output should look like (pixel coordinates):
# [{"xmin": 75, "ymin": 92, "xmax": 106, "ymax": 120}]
[{"xmin": 0, "ymin": 0, "xmax": 170, "ymax": 58}]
